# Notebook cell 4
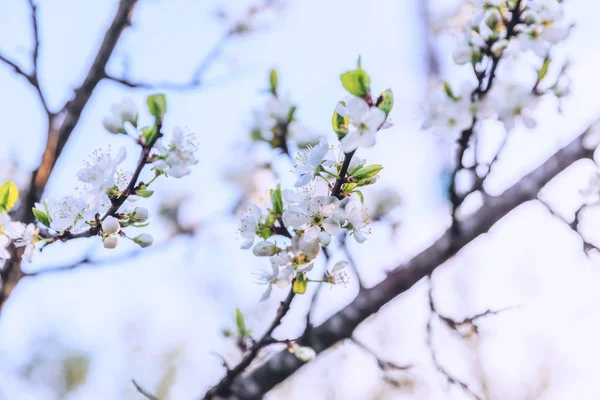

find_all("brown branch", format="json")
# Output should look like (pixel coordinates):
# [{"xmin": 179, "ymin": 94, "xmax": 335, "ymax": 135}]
[
  {"xmin": 225, "ymin": 129, "xmax": 594, "ymax": 399},
  {"xmin": 0, "ymin": 0, "xmax": 139, "ymax": 311}
]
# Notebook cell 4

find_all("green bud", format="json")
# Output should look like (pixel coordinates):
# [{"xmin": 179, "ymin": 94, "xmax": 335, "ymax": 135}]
[
  {"xmin": 352, "ymin": 165, "xmax": 383, "ymax": 180},
  {"xmin": 376, "ymin": 89, "xmax": 394, "ymax": 115},
  {"xmin": 147, "ymin": 93, "xmax": 167, "ymax": 121},
  {"xmin": 0, "ymin": 181, "xmax": 18, "ymax": 212},
  {"xmin": 269, "ymin": 68, "xmax": 278, "ymax": 95},
  {"xmin": 136, "ymin": 187, "xmax": 154, "ymax": 198},
  {"xmin": 235, "ymin": 308, "xmax": 248, "ymax": 336},
  {"xmin": 270, "ymin": 184, "xmax": 284, "ymax": 215}
]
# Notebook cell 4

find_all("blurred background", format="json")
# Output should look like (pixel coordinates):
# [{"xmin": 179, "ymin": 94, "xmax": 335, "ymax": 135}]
[{"xmin": 1, "ymin": 0, "xmax": 600, "ymax": 399}]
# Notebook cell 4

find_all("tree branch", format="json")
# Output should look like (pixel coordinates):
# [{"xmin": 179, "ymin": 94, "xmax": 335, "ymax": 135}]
[
  {"xmin": 0, "ymin": 0, "xmax": 139, "ymax": 311},
  {"xmin": 226, "ymin": 129, "xmax": 594, "ymax": 399}
]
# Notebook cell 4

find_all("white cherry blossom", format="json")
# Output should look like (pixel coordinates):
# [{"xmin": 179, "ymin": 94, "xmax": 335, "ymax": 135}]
[
  {"xmin": 77, "ymin": 146, "xmax": 127, "ymax": 194},
  {"xmin": 421, "ymin": 82, "xmax": 474, "ymax": 140},
  {"xmin": 336, "ymin": 97, "xmax": 387, "ymax": 153},
  {"xmin": 294, "ymin": 139, "xmax": 333, "ymax": 187},
  {"xmin": 345, "ymin": 199, "xmax": 371, "ymax": 243},
  {"xmin": 102, "ymin": 97, "xmax": 138, "ymax": 134},
  {"xmin": 239, "ymin": 203, "xmax": 263, "ymax": 249},
  {"xmin": 154, "ymin": 127, "xmax": 199, "ymax": 178}
]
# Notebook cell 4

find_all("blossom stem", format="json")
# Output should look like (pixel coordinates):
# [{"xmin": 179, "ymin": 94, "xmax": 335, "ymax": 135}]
[{"xmin": 331, "ymin": 150, "xmax": 356, "ymax": 199}]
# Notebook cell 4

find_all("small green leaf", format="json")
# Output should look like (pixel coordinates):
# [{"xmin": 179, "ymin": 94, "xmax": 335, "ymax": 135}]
[
  {"xmin": 270, "ymin": 184, "xmax": 284, "ymax": 215},
  {"xmin": 136, "ymin": 189, "xmax": 154, "ymax": 198},
  {"xmin": 235, "ymin": 308, "xmax": 247, "ymax": 336},
  {"xmin": 376, "ymin": 89, "xmax": 394, "ymax": 115},
  {"xmin": 32, "ymin": 208, "xmax": 51, "ymax": 227},
  {"xmin": 293, "ymin": 274, "xmax": 307, "ymax": 294},
  {"xmin": 352, "ymin": 165, "xmax": 383, "ymax": 180},
  {"xmin": 147, "ymin": 94, "xmax": 167, "ymax": 121},
  {"xmin": 0, "ymin": 181, "xmax": 19, "ymax": 212},
  {"xmin": 443, "ymin": 81, "xmax": 459, "ymax": 101},
  {"xmin": 340, "ymin": 69, "xmax": 371, "ymax": 98},
  {"xmin": 354, "ymin": 190, "xmax": 365, "ymax": 204},
  {"xmin": 140, "ymin": 126, "xmax": 157, "ymax": 145},
  {"xmin": 537, "ymin": 56, "xmax": 551, "ymax": 83},
  {"xmin": 269, "ymin": 68, "xmax": 278, "ymax": 95}
]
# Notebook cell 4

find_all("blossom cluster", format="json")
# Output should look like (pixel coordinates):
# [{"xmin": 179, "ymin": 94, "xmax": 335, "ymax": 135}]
[
  {"xmin": 0, "ymin": 94, "xmax": 198, "ymax": 263},
  {"xmin": 238, "ymin": 59, "xmax": 394, "ymax": 300},
  {"xmin": 422, "ymin": 0, "xmax": 571, "ymax": 139}
]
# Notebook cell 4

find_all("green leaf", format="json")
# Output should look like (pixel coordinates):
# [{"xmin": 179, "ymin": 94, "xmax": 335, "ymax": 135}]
[
  {"xmin": 269, "ymin": 68, "xmax": 278, "ymax": 95},
  {"xmin": 340, "ymin": 69, "xmax": 371, "ymax": 98},
  {"xmin": 293, "ymin": 274, "xmax": 307, "ymax": 294},
  {"xmin": 354, "ymin": 190, "xmax": 365, "ymax": 204},
  {"xmin": 376, "ymin": 89, "xmax": 394, "ymax": 115},
  {"xmin": 270, "ymin": 184, "xmax": 284, "ymax": 215},
  {"xmin": 235, "ymin": 308, "xmax": 247, "ymax": 336},
  {"xmin": 0, "ymin": 181, "xmax": 19, "ymax": 212},
  {"xmin": 352, "ymin": 165, "xmax": 383, "ymax": 180},
  {"xmin": 140, "ymin": 125, "xmax": 157, "ymax": 145},
  {"xmin": 136, "ymin": 189, "xmax": 154, "ymax": 198},
  {"xmin": 537, "ymin": 56, "xmax": 551, "ymax": 83},
  {"xmin": 32, "ymin": 208, "xmax": 51, "ymax": 227},
  {"xmin": 147, "ymin": 94, "xmax": 167, "ymax": 121}
]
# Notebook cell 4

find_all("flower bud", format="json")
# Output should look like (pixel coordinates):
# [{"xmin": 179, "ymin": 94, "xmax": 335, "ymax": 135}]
[
  {"xmin": 103, "ymin": 235, "xmax": 118, "ymax": 249},
  {"xmin": 102, "ymin": 116, "xmax": 122, "ymax": 134},
  {"xmin": 294, "ymin": 346, "xmax": 317, "ymax": 362},
  {"xmin": 253, "ymin": 241, "xmax": 277, "ymax": 257},
  {"xmin": 134, "ymin": 233, "xmax": 153, "ymax": 248},
  {"xmin": 102, "ymin": 216, "xmax": 121, "ymax": 235},
  {"xmin": 132, "ymin": 207, "xmax": 149, "ymax": 222}
]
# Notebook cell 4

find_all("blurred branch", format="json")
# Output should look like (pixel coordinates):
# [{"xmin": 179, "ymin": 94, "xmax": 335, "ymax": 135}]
[
  {"xmin": 416, "ymin": 0, "xmax": 440, "ymax": 78},
  {"xmin": 350, "ymin": 336, "xmax": 412, "ymax": 371},
  {"xmin": 103, "ymin": 33, "xmax": 231, "ymax": 90},
  {"xmin": 0, "ymin": 0, "xmax": 50, "ymax": 116},
  {"xmin": 426, "ymin": 278, "xmax": 483, "ymax": 400},
  {"xmin": 225, "ymin": 129, "xmax": 595, "ymax": 399},
  {"xmin": 448, "ymin": 0, "xmax": 522, "ymax": 233}
]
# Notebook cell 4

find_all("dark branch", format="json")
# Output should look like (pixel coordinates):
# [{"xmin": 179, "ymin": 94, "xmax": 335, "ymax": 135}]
[{"xmin": 132, "ymin": 380, "xmax": 160, "ymax": 400}]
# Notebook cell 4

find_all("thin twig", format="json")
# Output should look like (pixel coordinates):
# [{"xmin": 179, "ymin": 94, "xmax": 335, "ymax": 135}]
[
  {"xmin": 350, "ymin": 336, "xmax": 412, "ymax": 371},
  {"xmin": 427, "ymin": 277, "xmax": 483, "ymax": 400},
  {"xmin": 339, "ymin": 232, "xmax": 365, "ymax": 289},
  {"xmin": 537, "ymin": 199, "xmax": 598, "ymax": 254},
  {"xmin": 202, "ymin": 288, "xmax": 296, "ymax": 399},
  {"xmin": 132, "ymin": 380, "xmax": 160, "ymax": 400}
]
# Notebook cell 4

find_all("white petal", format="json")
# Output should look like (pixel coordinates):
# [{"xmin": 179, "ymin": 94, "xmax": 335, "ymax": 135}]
[
  {"xmin": 260, "ymin": 286, "xmax": 273, "ymax": 302},
  {"xmin": 303, "ymin": 226, "xmax": 320, "ymax": 243},
  {"xmin": 340, "ymin": 131, "xmax": 361, "ymax": 153},
  {"xmin": 365, "ymin": 108, "xmax": 386, "ymax": 130},
  {"xmin": 318, "ymin": 231, "xmax": 331, "ymax": 246},
  {"xmin": 346, "ymin": 97, "xmax": 369, "ymax": 120}
]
